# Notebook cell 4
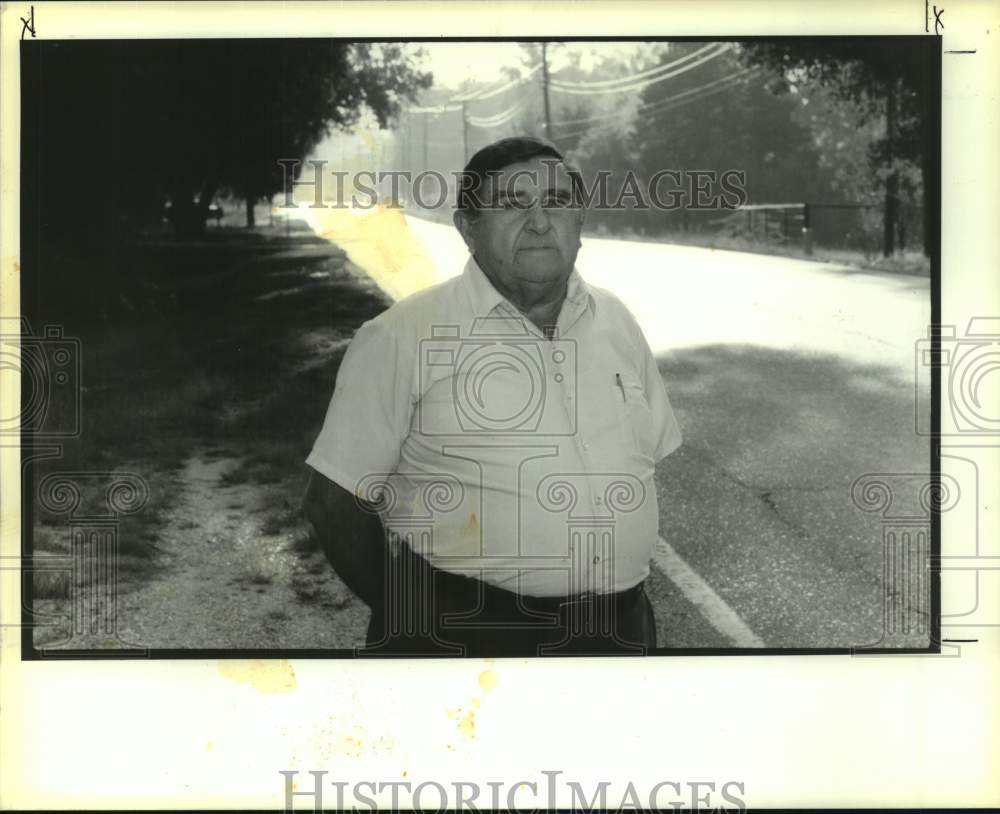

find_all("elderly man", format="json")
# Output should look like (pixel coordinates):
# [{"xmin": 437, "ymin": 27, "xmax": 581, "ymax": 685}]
[{"xmin": 304, "ymin": 136, "xmax": 681, "ymax": 656}]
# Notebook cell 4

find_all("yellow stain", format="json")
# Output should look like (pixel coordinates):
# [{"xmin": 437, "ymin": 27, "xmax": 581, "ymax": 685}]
[
  {"xmin": 217, "ymin": 659, "xmax": 297, "ymax": 694},
  {"xmin": 478, "ymin": 669, "xmax": 498, "ymax": 692},
  {"xmin": 306, "ymin": 203, "xmax": 441, "ymax": 301},
  {"xmin": 457, "ymin": 708, "xmax": 476, "ymax": 739}
]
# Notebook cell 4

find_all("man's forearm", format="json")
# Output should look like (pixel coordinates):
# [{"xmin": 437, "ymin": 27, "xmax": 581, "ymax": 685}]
[{"xmin": 304, "ymin": 474, "xmax": 389, "ymax": 610}]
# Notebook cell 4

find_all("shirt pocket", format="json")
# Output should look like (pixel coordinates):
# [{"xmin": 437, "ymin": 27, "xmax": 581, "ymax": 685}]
[{"xmin": 615, "ymin": 374, "xmax": 655, "ymax": 457}]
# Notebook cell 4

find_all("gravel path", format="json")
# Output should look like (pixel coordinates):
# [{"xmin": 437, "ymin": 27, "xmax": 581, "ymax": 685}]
[{"xmin": 39, "ymin": 450, "xmax": 369, "ymax": 652}]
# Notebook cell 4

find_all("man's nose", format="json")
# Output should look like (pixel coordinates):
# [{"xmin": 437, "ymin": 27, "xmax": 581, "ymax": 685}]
[{"xmin": 525, "ymin": 202, "xmax": 551, "ymax": 233}]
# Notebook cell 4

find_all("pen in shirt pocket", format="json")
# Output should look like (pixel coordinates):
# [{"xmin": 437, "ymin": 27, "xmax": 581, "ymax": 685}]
[{"xmin": 615, "ymin": 372, "xmax": 626, "ymax": 402}]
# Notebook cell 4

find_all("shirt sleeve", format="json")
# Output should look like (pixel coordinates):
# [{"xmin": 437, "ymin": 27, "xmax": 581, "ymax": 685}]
[
  {"xmin": 635, "ymin": 320, "xmax": 683, "ymax": 462},
  {"xmin": 305, "ymin": 317, "xmax": 415, "ymax": 495}
]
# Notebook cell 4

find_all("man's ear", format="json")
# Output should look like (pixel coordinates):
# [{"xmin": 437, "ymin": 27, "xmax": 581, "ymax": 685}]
[{"xmin": 453, "ymin": 208, "xmax": 476, "ymax": 252}]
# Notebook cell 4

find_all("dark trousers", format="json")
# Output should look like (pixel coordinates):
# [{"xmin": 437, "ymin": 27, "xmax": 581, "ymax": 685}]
[{"xmin": 361, "ymin": 546, "xmax": 657, "ymax": 657}]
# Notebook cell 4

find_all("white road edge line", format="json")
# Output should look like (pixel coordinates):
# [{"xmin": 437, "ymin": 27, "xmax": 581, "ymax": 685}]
[{"xmin": 654, "ymin": 535, "xmax": 767, "ymax": 648}]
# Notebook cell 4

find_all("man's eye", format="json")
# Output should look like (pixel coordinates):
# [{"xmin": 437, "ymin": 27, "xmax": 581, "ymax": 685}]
[{"xmin": 543, "ymin": 195, "xmax": 572, "ymax": 208}]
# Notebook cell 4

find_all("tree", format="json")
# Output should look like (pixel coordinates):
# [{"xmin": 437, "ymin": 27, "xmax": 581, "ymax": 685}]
[
  {"xmin": 24, "ymin": 40, "xmax": 431, "ymax": 239},
  {"xmin": 740, "ymin": 40, "xmax": 937, "ymax": 257},
  {"xmin": 593, "ymin": 42, "xmax": 834, "ymax": 238}
]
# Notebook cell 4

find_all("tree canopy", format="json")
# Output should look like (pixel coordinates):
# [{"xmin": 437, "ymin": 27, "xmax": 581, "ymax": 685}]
[
  {"xmin": 23, "ymin": 39, "xmax": 431, "ymax": 239},
  {"xmin": 739, "ymin": 39, "xmax": 937, "ymax": 255}
]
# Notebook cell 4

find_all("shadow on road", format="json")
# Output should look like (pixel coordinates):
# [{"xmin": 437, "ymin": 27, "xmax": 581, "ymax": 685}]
[{"xmin": 651, "ymin": 343, "xmax": 933, "ymax": 649}]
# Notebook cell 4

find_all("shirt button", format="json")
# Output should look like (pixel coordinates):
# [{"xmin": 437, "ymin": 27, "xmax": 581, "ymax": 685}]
[{"xmin": 592, "ymin": 556, "xmax": 600, "ymax": 564}]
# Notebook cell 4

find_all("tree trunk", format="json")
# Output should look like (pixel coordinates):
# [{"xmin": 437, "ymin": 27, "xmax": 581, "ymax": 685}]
[
  {"xmin": 882, "ymin": 79, "xmax": 897, "ymax": 258},
  {"xmin": 169, "ymin": 185, "xmax": 203, "ymax": 238},
  {"xmin": 245, "ymin": 195, "xmax": 256, "ymax": 228}
]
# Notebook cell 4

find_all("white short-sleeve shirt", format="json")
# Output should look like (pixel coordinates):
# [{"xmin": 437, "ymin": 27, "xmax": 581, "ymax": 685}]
[{"xmin": 306, "ymin": 255, "xmax": 682, "ymax": 597}]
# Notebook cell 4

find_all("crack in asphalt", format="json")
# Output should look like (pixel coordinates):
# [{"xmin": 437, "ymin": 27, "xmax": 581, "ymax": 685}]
[
  {"xmin": 683, "ymin": 443, "xmax": 848, "ymax": 538},
  {"xmin": 756, "ymin": 489, "xmax": 809, "ymax": 537}
]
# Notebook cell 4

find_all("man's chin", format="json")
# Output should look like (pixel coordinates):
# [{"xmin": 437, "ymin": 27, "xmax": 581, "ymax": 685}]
[
  {"xmin": 514, "ymin": 250, "xmax": 570, "ymax": 269},
  {"xmin": 512, "ymin": 263, "xmax": 571, "ymax": 283}
]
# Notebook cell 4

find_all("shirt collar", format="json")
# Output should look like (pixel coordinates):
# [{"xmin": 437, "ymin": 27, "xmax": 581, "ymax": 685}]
[{"xmin": 461, "ymin": 254, "xmax": 596, "ymax": 319}]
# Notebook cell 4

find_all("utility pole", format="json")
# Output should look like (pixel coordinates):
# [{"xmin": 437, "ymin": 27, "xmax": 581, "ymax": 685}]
[
  {"xmin": 401, "ymin": 109, "xmax": 410, "ymax": 175},
  {"xmin": 408, "ymin": 110, "xmax": 416, "ymax": 175},
  {"xmin": 422, "ymin": 112, "xmax": 428, "ymax": 171},
  {"xmin": 461, "ymin": 101, "xmax": 469, "ymax": 163},
  {"xmin": 541, "ymin": 42, "xmax": 552, "ymax": 137}
]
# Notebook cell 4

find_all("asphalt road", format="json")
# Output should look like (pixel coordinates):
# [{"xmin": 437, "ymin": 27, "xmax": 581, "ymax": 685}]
[{"xmin": 301, "ymin": 207, "xmax": 933, "ymax": 649}]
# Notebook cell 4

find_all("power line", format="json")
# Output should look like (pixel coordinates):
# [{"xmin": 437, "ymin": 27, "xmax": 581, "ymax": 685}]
[
  {"xmin": 550, "ymin": 66, "xmax": 756, "ymax": 133},
  {"xmin": 638, "ymin": 66, "xmax": 756, "ymax": 115},
  {"xmin": 549, "ymin": 43, "xmax": 732, "ymax": 97},
  {"xmin": 552, "ymin": 67, "xmax": 757, "ymax": 141},
  {"xmin": 642, "ymin": 68, "xmax": 757, "ymax": 118},
  {"xmin": 466, "ymin": 97, "xmax": 529, "ymax": 128},
  {"xmin": 554, "ymin": 117, "xmax": 632, "ymax": 142},
  {"xmin": 450, "ymin": 64, "xmax": 542, "ymax": 103},
  {"xmin": 409, "ymin": 102, "xmax": 463, "ymax": 115},
  {"xmin": 549, "ymin": 43, "xmax": 720, "ymax": 91}
]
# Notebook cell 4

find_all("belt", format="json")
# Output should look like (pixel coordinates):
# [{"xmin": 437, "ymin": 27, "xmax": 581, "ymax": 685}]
[
  {"xmin": 393, "ymin": 545, "xmax": 645, "ymax": 618},
  {"xmin": 514, "ymin": 582, "xmax": 646, "ymax": 615}
]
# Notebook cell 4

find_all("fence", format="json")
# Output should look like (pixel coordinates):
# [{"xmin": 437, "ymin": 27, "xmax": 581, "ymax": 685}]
[{"xmin": 704, "ymin": 201, "xmax": 924, "ymax": 257}]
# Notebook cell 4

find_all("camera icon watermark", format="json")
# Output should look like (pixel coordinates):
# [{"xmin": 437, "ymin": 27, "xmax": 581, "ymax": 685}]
[
  {"xmin": 417, "ymin": 318, "xmax": 577, "ymax": 436},
  {"xmin": 915, "ymin": 317, "xmax": 1000, "ymax": 436},
  {"xmin": 0, "ymin": 317, "xmax": 82, "ymax": 438},
  {"xmin": 347, "ymin": 467, "xmax": 651, "ymax": 656},
  {"xmin": 352, "ymin": 472, "xmax": 468, "ymax": 655},
  {"xmin": 849, "ymin": 472, "xmax": 961, "ymax": 653},
  {"xmin": 19, "ymin": 471, "xmax": 151, "ymax": 655}
]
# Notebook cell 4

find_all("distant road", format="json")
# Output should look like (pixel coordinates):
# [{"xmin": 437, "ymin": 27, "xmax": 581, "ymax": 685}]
[{"xmin": 402, "ymin": 214, "xmax": 931, "ymax": 382}]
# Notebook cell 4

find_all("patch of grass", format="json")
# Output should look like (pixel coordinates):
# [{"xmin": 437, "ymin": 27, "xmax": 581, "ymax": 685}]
[
  {"xmin": 218, "ymin": 467, "xmax": 250, "ymax": 487},
  {"xmin": 32, "ymin": 570, "xmax": 70, "ymax": 600},
  {"xmin": 202, "ymin": 447, "xmax": 235, "ymax": 459},
  {"xmin": 292, "ymin": 580, "xmax": 322, "ymax": 604},
  {"xmin": 28, "ymin": 227, "xmax": 387, "ymax": 609},
  {"xmin": 116, "ymin": 554, "xmax": 160, "ymax": 580},
  {"xmin": 305, "ymin": 557, "xmax": 328, "ymax": 575},
  {"xmin": 219, "ymin": 458, "xmax": 286, "ymax": 487},
  {"xmin": 287, "ymin": 532, "xmax": 320, "ymax": 558},
  {"xmin": 31, "ymin": 524, "xmax": 67, "ymax": 554},
  {"xmin": 260, "ymin": 508, "xmax": 303, "ymax": 536},
  {"xmin": 322, "ymin": 597, "xmax": 354, "ymax": 612}
]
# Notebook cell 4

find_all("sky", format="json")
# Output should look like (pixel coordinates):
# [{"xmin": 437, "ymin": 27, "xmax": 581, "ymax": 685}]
[
  {"xmin": 417, "ymin": 40, "xmax": 651, "ymax": 87},
  {"xmin": 419, "ymin": 41, "xmax": 526, "ymax": 86},
  {"xmin": 307, "ymin": 41, "xmax": 651, "ymax": 168}
]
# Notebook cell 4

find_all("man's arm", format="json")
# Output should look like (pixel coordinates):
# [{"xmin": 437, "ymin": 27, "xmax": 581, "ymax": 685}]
[{"xmin": 303, "ymin": 471, "xmax": 388, "ymax": 610}]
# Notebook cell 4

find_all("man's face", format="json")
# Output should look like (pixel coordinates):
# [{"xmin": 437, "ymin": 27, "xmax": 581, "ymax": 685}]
[{"xmin": 454, "ymin": 156, "xmax": 585, "ymax": 293}]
